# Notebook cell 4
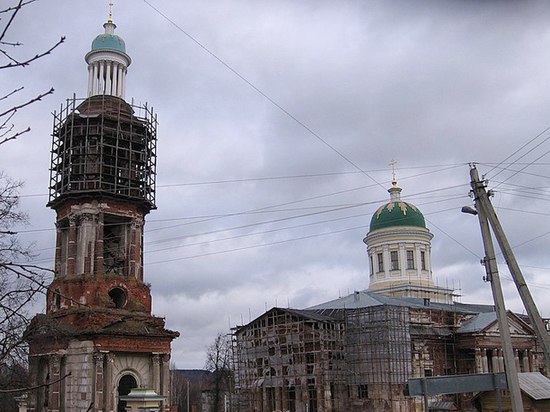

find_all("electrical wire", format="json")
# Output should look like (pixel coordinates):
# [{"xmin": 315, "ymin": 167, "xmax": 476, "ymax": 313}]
[
  {"xmin": 140, "ymin": 0, "xmax": 385, "ymax": 189},
  {"xmin": 485, "ymin": 125, "xmax": 550, "ymax": 181}
]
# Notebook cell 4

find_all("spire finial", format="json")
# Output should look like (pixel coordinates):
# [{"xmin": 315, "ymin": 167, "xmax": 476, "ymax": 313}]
[
  {"xmin": 390, "ymin": 159, "xmax": 398, "ymax": 187},
  {"xmin": 108, "ymin": 0, "xmax": 114, "ymax": 23}
]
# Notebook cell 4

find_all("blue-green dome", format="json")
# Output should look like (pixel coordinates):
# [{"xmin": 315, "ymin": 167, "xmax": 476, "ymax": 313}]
[
  {"xmin": 91, "ymin": 33, "xmax": 126, "ymax": 53},
  {"xmin": 370, "ymin": 200, "xmax": 426, "ymax": 231}
]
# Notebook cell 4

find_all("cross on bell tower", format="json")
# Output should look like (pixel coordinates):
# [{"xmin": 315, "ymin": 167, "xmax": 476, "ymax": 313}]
[{"xmin": 26, "ymin": 5, "xmax": 178, "ymax": 412}]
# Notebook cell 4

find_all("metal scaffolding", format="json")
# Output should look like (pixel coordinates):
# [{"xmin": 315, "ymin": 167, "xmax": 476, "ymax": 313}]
[
  {"xmin": 231, "ymin": 300, "xmax": 543, "ymax": 412},
  {"xmin": 345, "ymin": 305, "xmax": 412, "ymax": 411},
  {"xmin": 233, "ymin": 308, "xmax": 347, "ymax": 412},
  {"xmin": 49, "ymin": 94, "xmax": 157, "ymax": 209}
]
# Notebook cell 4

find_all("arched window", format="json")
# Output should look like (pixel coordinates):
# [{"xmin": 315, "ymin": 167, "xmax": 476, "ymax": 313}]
[
  {"xmin": 109, "ymin": 287, "xmax": 127, "ymax": 308},
  {"xmin": 117, "ymin": 374, "xmax": 137, "ymax": 412},
  {"xmin": 54, "ymin": 288, "xmax": 61, "ymax": 309}
]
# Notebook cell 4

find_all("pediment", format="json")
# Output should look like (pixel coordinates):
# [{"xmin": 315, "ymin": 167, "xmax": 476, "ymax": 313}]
[{"xmin": 458, "ymin": 311, "xmax": 534, "ymax": 337}]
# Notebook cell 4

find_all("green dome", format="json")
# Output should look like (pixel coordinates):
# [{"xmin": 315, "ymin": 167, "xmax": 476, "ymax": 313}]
[
  {"xmin": 91, "ymin": 33, "xmax": 126, "ymax": 53},
  {"xmin": 370, "ymin": 200, "xmax": 426, "ymax": 231}
]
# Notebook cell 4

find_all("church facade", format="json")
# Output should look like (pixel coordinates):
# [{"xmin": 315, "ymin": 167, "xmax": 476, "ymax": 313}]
[
  {"xmin": 232, "ymin": 181, "xmax": 546, "ymax": 412},
  {"xmin": 25, "ymin": 11, "xmax": 178, "ymax": 412}
]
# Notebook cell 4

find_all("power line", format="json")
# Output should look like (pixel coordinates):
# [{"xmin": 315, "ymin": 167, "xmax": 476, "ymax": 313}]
[
  {"xmin": 140, "ymin": 0, "xmax": 385, "ymax": 189},
  {"xmin": 145, "ymin": 225, "xmax": 368, "ymax": 266},
  {"xmin": 485, "ymin": 125, "xmax": 550, "ymax": 181}
]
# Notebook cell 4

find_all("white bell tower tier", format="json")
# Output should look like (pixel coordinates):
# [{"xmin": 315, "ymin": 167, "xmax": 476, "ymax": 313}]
[{"xmin": 85, "ymin": 13, "xmax": 131, "ymax": 99}]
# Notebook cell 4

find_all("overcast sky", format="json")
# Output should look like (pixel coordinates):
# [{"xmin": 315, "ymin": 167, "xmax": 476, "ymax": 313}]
[{"xmin": 3, "ymin": 0, "xmax": 550, "ymax": 369}]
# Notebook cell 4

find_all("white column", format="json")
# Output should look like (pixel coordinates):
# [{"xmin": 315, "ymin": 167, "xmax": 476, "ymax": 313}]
[
  {"xmin": 106, "ymin": 63, "xmax": 112, "ymax": 95},
  {"xmin": 121, "ymin": 68, "xmax": 127, "ymax": 99},
  {"xmin": 87, "ymin": 65, "xmax": 93, "ymax": 97},
  {"xmin": 383, "ymin": 245, "xmax": 390, "ymax": 278},
  {"xmin": 92, "ymin": 62, "xmax": 99, "ymax": 95},
  {"xmin": 475, "ymin": 348, "xmax": 482, "ymax": 373},
  {"xmin": 415, "ymin": 244, "xmax": 422, "ymax": 277},
  {"xmin": 117, "ymin": 65, "xmax": 124, "ymax": 97},
  {"xmin": 399, "ymin": 243, "xmax": 407, "ymax": 278},
  {"xmin": 152, "ymin": 354, "xmax": 160, "ymax": 393},
  {"xmin": 99, "ymin": 62, "xmax": 105, "ymax": 95},
  {"xmin": 112, "ymin": 63, "xmax": 119, "ymax": 97},
  {"xmin": 523, "ymin": 349, "xmax": 531, "ymax": 372}
]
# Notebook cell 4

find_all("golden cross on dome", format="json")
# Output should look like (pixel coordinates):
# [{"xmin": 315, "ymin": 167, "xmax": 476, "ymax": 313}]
[
  {"xmin": 108, "ymin": 0, "xmax": 114, "ymax": 23},
  {"xmin": 390, "ymin": 159, "xmax": 397, "ymax": 187}
]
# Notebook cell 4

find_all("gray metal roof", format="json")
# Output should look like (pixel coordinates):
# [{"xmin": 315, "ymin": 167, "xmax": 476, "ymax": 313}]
[
  {"xmin": 234, "ymin": 307, "xmax": 338, "ymax": 333},
  {"xmin": 236, "ymin": 290, "xmax": 499, "ymax": 331},
  {"xmin": 307, "ymin": 290, "xmax": 397, "ymax": 310},
  {"xmin": 307, "ymin": 289, "xmax": 495, "ymax": 315},
  {"xmin": 457, "ymin": 312, "xmax": 497, "ymax": 334},
  {"xmin": 518, "ymin": 372, "xmax": 550, "ymax": 400}
]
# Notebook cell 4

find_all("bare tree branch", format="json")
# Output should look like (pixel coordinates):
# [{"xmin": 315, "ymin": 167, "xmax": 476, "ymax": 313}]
[
  {"xmin": 0, "ymin": 1, "xmax": 37, "ymax": 16},
  {"xmin": 0, "ymin": 87, "xmax": 24, "ymax": 103},
  {"xmin": 0, "ymin": 88, "xmax": 54, "ymax": 119},
  {"xmin": 0, "ymin": 1, "xmax": 41, "ymax": 44},
  {"xmin": 0, "ymin": 88, "xmax": 54, "ymax": 146},
  {"xmin": 0, "ymin": 36, "xmax": 65, "ymax": 69},
  {"xmin": 0, "ymin": 1, "xmax": 64, "ymax": 407},
  {"xmin": 0, "ymin": 127, "xmax": 30, "ymax": 146},
  {"xmin": 0, "ymin": 0, "xmax": 24, "ymax": 44}
]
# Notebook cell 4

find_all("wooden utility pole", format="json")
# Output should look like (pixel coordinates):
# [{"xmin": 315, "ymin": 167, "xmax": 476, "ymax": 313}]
[
  {"xmin": 469, "ymin": 165, "xmax": 524, "ymax": 412},
  {"xmin": 469, "ymin": 164, "xmax": 550, "ymax": 375}
]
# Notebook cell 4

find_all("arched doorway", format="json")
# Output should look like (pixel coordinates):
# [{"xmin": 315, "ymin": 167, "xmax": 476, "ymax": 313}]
[{"xmin": 117, "ymin": 374, "xmax": 137, "ymax": 412}]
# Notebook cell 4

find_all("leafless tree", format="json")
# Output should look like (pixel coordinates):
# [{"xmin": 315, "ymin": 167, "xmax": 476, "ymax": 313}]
[
  {"xmin": 0, "ymin": 172, "xmax": 54, "ymax": 412},
  {"xmin": 0, "ymin": 173, "xmax": 51, "ymax": 365},
  {"xmin": 0, "ymin": 1, "xmax": 63, "ymax": 410},
  {"xmin": 205, "ymin": 332, "xmax": 234, "ymax": 412},
  {"xmin": 0, "ymin": 0, "xmax": 64, "ymax": 146}
]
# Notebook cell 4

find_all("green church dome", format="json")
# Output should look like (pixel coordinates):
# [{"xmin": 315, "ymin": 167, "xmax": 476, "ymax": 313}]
[
  {"xmin": 370, "ymin": 200, "xmax": 426, "ymax": 231},
  {"xmin": 91, "ymin": 32, "xmax": 126, "ymax": 53},
  {"xmin": 369, "ymin": 180, "xmax": 427, "ymax": 232}
]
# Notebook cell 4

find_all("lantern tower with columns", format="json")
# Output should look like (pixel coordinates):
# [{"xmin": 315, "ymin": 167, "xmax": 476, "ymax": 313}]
[{"xmin": 364, "ymin": 162, "xmax": 455, "ymax": 303}]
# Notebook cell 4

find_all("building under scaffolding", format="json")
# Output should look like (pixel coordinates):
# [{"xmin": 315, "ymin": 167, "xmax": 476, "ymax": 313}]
[
  {"xmin": 233, "ymin": 308, "xmax": 347, "ymax": 412},
  {"xmin": 232, "ymin": 174, "xmax": 547, "ymax": 412},
  {"xmin": 233, "ymin": 291, "xmax": 545, "ymax": 412}
]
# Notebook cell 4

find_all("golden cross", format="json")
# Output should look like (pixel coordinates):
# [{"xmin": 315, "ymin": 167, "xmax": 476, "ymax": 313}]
[
  {"xmin": 108, "ymin": 0, "xmax": 114, "ymax": 22},
  {"xmin": 390, "ymin": 159, "xmax": 397, "ymax": 186}
]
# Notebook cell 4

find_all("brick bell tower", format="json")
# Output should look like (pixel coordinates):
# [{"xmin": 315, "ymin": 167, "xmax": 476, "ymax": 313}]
[{"xmin": 26, "ymin": 6, "xmax": 178, "ymax": 412}]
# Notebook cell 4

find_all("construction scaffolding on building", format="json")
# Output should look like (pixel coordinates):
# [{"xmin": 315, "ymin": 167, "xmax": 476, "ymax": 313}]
[
  {"xmin": 345, "ymin": 305, "xmax": 413, "ymax": 412},
  {"xmin": 233, "ymin": 308, "xmax": 348, "ymax": 412},
  {"xmin": 49, "ymin": 94, "xmax": 157, "ymax": 209}
]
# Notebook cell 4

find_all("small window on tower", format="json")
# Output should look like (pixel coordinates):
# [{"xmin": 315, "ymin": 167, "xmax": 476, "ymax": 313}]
[
  {"xmin": 390, "ymin": 251, "xmax": 399, "ymax": 270},
  {"xmin": 407, "ymin": 250, "xmax": 415, "ymax": 269},
  {"xmin": 103, "ymin": 214, "xmax": 130, "ymax": 276},
  {"xmin": 358, "ymin": 384, "xmax": 368, "ymax": 399},
  {"xmin": 54, "ymin": 288, "xmax": 61, "ymax": 309},
  {"xmin": 109, "ymin": 287, "xmax": 127, "ymax": 308},
  {"xmin": 377, "ymin": 253, "xmax": 384, "ymax": 272}
]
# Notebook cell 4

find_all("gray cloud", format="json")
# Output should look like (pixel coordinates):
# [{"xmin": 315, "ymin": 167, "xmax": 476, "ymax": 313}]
[{"xmin": 2, "ymin": 0, "xmax": 550, "ymax": 368}]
